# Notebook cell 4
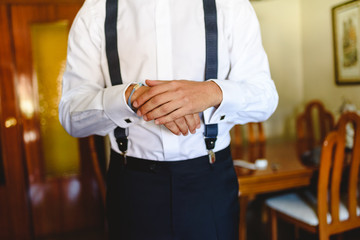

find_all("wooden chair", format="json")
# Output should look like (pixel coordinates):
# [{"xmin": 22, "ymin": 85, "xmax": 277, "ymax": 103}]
[
  {"xmin": 296, "ymin": 100, "xmax": 335, "ymax": 165},
  {"xmin": 266, "ymin": 112, "xmax": 360, "ymax": 240},
  {"xmin": 230, "ymin": 122, "xmax": 265, "ymax": 162}
]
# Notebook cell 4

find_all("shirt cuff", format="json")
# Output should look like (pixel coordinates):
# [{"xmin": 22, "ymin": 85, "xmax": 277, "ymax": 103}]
[
  {"xmin": 103, "ymin": 83, "xmax": 142, "ymax": 128},
  {"xmin": 204, "ymin": 79, "xmax": 244, "ymax": 124}
]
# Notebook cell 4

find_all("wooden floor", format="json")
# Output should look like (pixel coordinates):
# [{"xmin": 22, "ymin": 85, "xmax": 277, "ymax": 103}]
[{"xmin": 37, "ymin": 228, "xmax": 106, "ymax": 240}]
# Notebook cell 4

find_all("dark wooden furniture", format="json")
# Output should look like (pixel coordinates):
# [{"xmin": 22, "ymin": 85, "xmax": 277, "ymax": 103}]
[{"xmin": 267, "ymin": 112, "xmax": 360, "ymax": 240}]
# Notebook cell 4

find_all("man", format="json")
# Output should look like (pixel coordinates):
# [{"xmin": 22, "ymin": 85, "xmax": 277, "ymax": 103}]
[{"xmin": 59, "ymin": 0, "xmax": 278, "ymax": 239}]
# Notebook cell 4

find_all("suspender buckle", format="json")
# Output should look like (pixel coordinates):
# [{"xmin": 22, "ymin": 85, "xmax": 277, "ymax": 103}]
[
  {"xmin": 116, "ymin": 137, "xmax": 128, "ymax": 153},
  {"xmin": 205, "ymin": 137, "xmax": 217, "ymax": 150},
  {"xmin": 115, "ymin": 132, "xmax": 128, "ymax": 165}
]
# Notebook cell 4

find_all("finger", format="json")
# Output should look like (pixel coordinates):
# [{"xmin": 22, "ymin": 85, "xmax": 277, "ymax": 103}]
[
  {"xmin": 133, "ymin": 82, "xmax": 174, "ymax": 109},
  {"xmin": 154, "ymin": 109, "xmax": 186, "ymax": 125},
  {"xmin": 192, "ymin": 113, "xmax": 201, "ymax": 129},
  {"xmin": 137, "ymin": 90, "xmax": 180, "ymax": 118},
  {"xmin": 145, "ymin": 79, "xmax": 167, "ymax": 87},
  {"xmin": 184, "ymin": 115, "xmax": 197, "ymax": 134},
  {"xmin": 130, "ymin": 85, "xmax": 150, "ymax": 104},
  {"xmin": 142, "ymin": 99, "xmax": 184, "ymax": 121},
  {"xmin": 164, "ymin": 121, "xmax": 181, "ymax": 136},
  {"xmin": 174, "ymin": 118, "xmax": 189, "ymax": 136}
]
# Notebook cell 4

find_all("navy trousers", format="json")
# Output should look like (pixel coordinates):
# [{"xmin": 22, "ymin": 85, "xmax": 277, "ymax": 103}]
[{"xmin": 106, "ymin": 146, "xmax": 239, "ymax": 240}]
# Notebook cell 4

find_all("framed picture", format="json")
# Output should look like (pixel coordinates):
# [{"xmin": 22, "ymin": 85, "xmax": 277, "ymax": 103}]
[{"xmin": 332, "ymin": 0, "xmax": 360, "ymax": 85}]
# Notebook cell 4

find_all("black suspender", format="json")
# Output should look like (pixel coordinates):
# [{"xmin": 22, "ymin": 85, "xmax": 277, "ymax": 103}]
[
  {"xmin": 105, "ymin": 0, "xmax": 122, "ymax": 85},
  {"xmin": 105, "ymin": 0, "xmax": 219, "ymax": 163},
  {"xmin": 105, "ymin": 0, "xmax": 128, "ymax": 158},
  {"xmin": 203, "ymin": 0, "xmax": 218, "ymax": 80},
  {"xmin": 202, "ymin": 0, "xmax": 219, "ymax": 164}
]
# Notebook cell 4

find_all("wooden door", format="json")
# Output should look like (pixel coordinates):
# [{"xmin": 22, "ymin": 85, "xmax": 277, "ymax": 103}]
[
  {"xmin": 0, "ymin": 1, "xmax": 106, "ymax": 239},
  {"xmin": 0, "ymin": 5, "xmax": 33, "ymax": 239}
]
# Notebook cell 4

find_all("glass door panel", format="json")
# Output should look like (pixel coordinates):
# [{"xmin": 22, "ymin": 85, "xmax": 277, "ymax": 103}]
[{"xmin": 31, "ymin": 21, "xmax": 80, "ymax": 177}]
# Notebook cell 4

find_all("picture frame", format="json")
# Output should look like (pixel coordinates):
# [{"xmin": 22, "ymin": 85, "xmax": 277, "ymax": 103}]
[{"xmin": 332, "ymin": 0, "xmax": 360, "ymax": 85}]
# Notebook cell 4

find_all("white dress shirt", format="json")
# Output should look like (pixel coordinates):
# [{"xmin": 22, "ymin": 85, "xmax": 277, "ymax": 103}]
[{"xmin": 59, "ymin": 0, "xmax": 278, "ymax": 161}]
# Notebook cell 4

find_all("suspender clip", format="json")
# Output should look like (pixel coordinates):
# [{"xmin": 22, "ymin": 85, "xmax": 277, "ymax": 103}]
[
  {"xmin": 208, "ymin": 150, "xmax": 216, "ymax": 164},
  {"xmin": 205, "ymin": 137, "xmax": 217, "ymax": 164},
  {"xmin": 120, "ymin": 152, "xmax": 127, "ymax": 165},
  {"xmin": 116, "ymin": 136, "xmax": 128, "ymax": 165}
]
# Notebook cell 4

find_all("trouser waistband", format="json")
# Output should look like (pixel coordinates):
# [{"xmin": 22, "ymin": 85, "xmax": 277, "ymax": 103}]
[{"xmin": 110, "ymin": 146, "xmax": 231, "ymax": 174}]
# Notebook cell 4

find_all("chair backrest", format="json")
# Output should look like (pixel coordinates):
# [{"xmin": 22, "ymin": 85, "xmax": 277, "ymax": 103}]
[
  {"xmin": 296, "ymin": 100, "xmax": 335, "ymax": 158},
  {"xmin": 317, "ymin": 112, "xmax": 360, "ymax": 238},
  {"xmin": 230, "ymin": 122, "xmax": 265, "ymax": 162}
]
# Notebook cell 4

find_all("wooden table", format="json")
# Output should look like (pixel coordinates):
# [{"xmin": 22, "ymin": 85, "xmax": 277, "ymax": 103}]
[{"xmin": 235, "ymin": 140, "xmax": 316, "ymax": 240}]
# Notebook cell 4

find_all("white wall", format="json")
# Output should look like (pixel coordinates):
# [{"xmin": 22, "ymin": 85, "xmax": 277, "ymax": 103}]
[
  {"xmin": 252, "ymin": 0, "xmax": 303, "ymax": 139},
  {"xmin": 252, "ymin": 0, "xmax": 360, "ymax": 139},
  {"xmin": 302, "ymin": 0, "xmax": 360, "ymax": 117}
]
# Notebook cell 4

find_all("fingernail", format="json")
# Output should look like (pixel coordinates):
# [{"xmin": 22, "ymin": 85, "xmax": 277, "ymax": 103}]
[
  {"xmin": 143, "ymin": 115, "xmax": 148, "ymax": 121},
  {"xmin": 137, "ymin": 110, "xmax": 141, "ymax": 116},
  {"xmin": 133, "ymin": 101, "xmax": 138, "ymax": 108},
  {"xmin": 154, "ymin": 119, "xmax": 159, "ymax": 125}
]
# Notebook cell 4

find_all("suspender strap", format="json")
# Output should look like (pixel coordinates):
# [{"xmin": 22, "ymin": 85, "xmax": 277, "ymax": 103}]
[
  {"xmin": 105, "ymin": 0, "xmax": 128, "ymax": 157},
  {"xmin": 203, "ymin": 0, "xmax": 218, "ymax": 80},
  {"xmin": 105, "ymin": 0, "xmax": 122, "ymax": 85},
  {"xmin": 203, "ymin": 0, "xmax": 219, "ymax": 163}
]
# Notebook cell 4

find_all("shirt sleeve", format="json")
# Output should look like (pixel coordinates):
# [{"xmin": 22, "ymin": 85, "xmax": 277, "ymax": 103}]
[
  {"xmin": 204, "ymin": 0, "xmax": 278, "ymax": 125},
  {"xmin": 58, "ymin": 2, "xmax": 141, "ymax": 138}
]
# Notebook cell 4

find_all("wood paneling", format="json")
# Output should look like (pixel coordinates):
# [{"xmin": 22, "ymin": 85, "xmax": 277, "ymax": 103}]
[
  {"xmin": 56, "ymin": 3, "xmax": 83, "ymax": 24},
  {"xmin": 0, "ymin": 4, "xmax": 33, "ymax": 239}
]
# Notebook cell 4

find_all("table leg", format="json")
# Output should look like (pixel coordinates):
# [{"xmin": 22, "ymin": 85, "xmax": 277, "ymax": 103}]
[{"xmin": 239, "ymin": 196, "xmax": 249, "ymax": 240}]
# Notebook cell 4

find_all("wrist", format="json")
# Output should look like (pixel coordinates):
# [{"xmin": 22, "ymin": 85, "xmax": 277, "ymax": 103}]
[
  {"xmin": 126, "ymin": 83, "xmax": 144, "ymax": 111},
  {"xmin": 207, "ymin": 81, "xmax": 223, "ymax": 108},
  {"xmin": 125, "ymin": 84, "xmax": 135, "ymax": 101}
]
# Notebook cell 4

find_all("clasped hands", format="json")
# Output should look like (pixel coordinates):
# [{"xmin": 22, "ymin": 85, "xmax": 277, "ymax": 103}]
[{"xmin": 126, "ymin": 79, "xmax": 222, "ymax": 136}]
